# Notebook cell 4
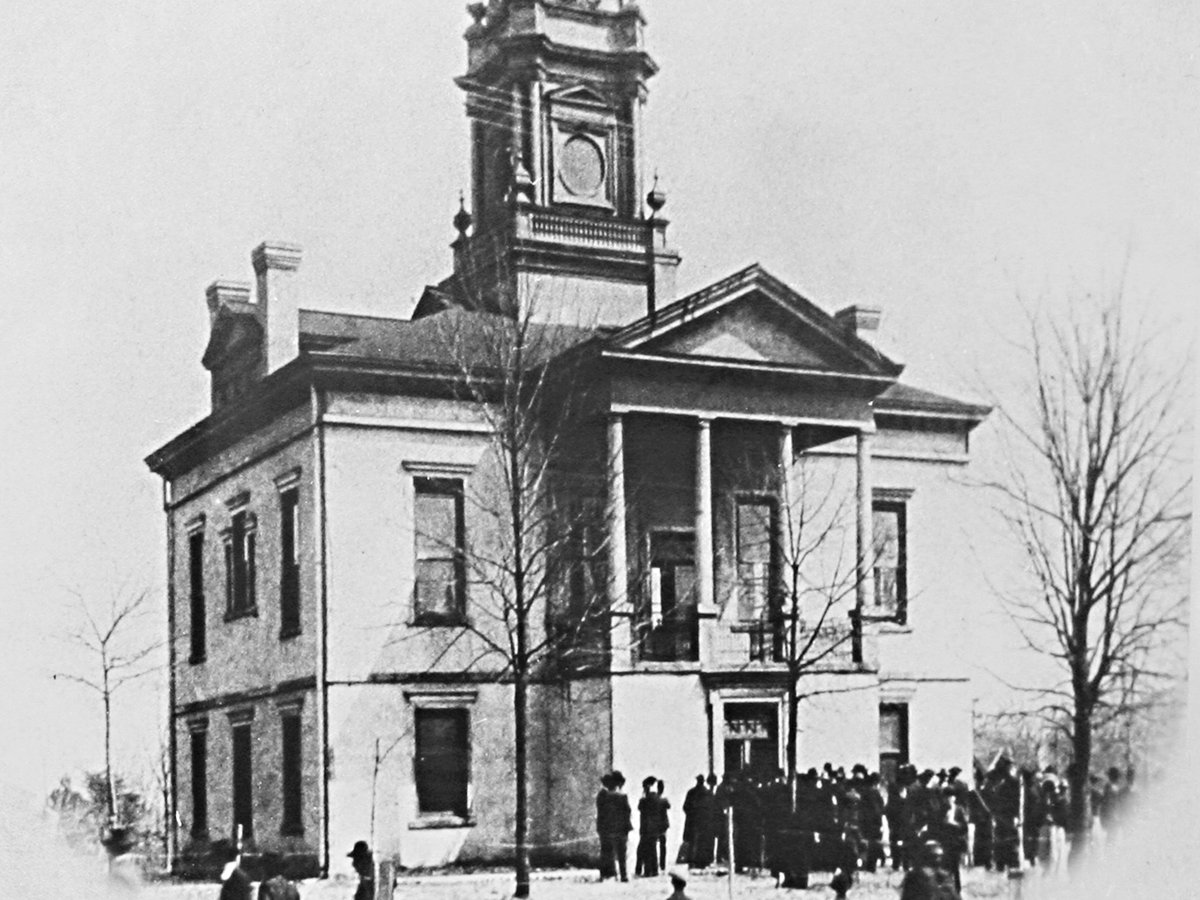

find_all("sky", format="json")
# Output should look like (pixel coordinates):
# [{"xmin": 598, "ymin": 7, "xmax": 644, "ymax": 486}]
[{"xmin": 0, "ymin": 1, "xmax": 1195, "ymax": 801}]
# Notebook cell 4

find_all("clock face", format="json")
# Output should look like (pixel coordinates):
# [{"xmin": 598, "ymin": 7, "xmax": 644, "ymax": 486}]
[{"xmin": 559, "ymin": 134, "xmax": 605, "ymax": 198}]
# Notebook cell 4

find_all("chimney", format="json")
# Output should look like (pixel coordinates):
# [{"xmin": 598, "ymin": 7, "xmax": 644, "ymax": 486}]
[
  {"xmin": 835, "ymin": 304, "xmax": 881, "ymax": 340},
  {"xmin": 251, "ymin": 242, "xmax": 303, "ymax": 374},
  {"xmin": 205, "ymin": 280, "xmax": 251, "ymax": 323}
]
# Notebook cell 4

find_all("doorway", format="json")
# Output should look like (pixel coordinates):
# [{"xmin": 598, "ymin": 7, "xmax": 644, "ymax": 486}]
[{"xmin": 722, "ymin": 702, "xmax": 778, "ymax": 776}]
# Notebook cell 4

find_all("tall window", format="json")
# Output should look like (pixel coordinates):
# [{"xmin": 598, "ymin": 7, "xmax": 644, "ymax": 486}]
[
  {"xmin": 280, "ymin": 710, "xmax": 303, "ymax": 835},
  {"xmin": 279, "ymin": 487, "xmax": 301, "ymax": 637},
  {"xmin": 879, "ymin": 703, "xmax": 909, "ymax": 786},
  {"xmin": 413, "ymin": 478, "xmax": 465, "ymax": 625},
  {"xmin": 225, "ymin": 509, "xmax": 257, "ymax": 617},
  {"xmin": 188, "ymin": 530, "xmax": 206, "ymax": 662},
  {"xmin": 231, "ymin": 719, "xmax": 254, "ymax": 839},
  {"xmin": 414, "ymin": 707, "xmax": 470, "ymax": 817},
  {"xmin": 736, "ymin": 499, "xmax": 774, "ymax": 621},
  {"xmin": 643, "ymin": 531, "xmax": 698, "ymax": 662},
  {"xmin": 871, "ymin": 501, "xmax": 907, "ymax": 623},
  {"xmin": 189, "ymin": 727, "xmax": 208, "ymax": 838}
]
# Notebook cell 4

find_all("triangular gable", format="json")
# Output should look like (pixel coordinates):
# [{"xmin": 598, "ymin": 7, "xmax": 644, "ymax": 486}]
[
  {"xmin": 608, "ymin": 264, "xmax": 903, "ymax": 377},
  {"xmin": 546, "ymin": 83, "xmax": 611, "ymax": 109}
]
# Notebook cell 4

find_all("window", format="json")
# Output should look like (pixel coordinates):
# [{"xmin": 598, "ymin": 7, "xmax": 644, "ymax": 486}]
[
  {"xmin": 231, "ymin": 719, "xmax": 254, "ymax": 839},
  {"xmin": 189, "ymin": 727, "xmax": 208, "ymax": 838},
  {"xmin": 188, "ymin": 530, "xmax": 206, "ymax": 663},
  {"xmin": 736, "ymin": 499, "xmax": 774, "ymax": 621},
  {"xmin": 413, "ymin": 478, "xmax": 465, "ymax": 625},
  {"xmin": 280, "ymin": 710, "xmax": 303, "ymax": 835},
  {"xmin": 642, "ymin": 531, "xmax": 698, "ymax": 662},
  {"xmin": 224, "ymin": 508, "xmax": 257, "ymax": 618},
  {"xmin": 879, "ymin": 703, "xmax": 909, "ymax": 787},
  {"xmin": 871, "ymin": 500, "xmax": 907, "ymax": 623},
  {"xmin": 414, "ymin": 707, "xmax": 470, "ymax": 817},
  {"xmin": 279, "ymin": 487, "xmax": 300, "ymax": 637}
]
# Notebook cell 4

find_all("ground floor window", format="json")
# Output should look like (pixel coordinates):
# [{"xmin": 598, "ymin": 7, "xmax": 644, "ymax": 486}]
[
  {"xmin": 231, "ymin": 721, "xmax": 253, "ymax": 840},
  {"xmin": 189, "ymin": 728, "xmax": 207, "ymax": 838},
  {"xmin": 414, "ymin": 707, "xmax": 469, "ymax": 817},
  {"xmin": 879, "ymin": 703, "xmax": 909, "ymax": 786},
  {"xmin": 280, "ymin": 711, "xmax": 303, "ymax": 835}
]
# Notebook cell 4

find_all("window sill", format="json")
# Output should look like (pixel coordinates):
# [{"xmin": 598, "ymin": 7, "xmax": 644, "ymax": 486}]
[
  {"xmin": 410, "ymin": 617, "xmax": 469, "ymax": 629},
  {"xmin": 224, "ymin": 607, "xmax": 259, "ymax": 623},
  {"xmin": 280, "ymin": 826, "xmax": 305, "ymax": 838},
  {"xmin": 875, "ymin": 621, "xmax": 912, "ymax": 635},
  {"xmin": 279, "ymin": 627, "xmax": 302, "ymax": 641},
  {"xmin": 408, "ymin": 815, "xmax": 475, "ymax": 830},
  {"xmin": 188, "ymin": 654, "xmax": 206, "ymax": 666}
]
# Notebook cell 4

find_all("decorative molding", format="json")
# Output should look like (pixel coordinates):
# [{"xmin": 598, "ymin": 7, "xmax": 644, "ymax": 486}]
[
  {"xmin": 225, "ymin": 491, "xmax": 250, "ymax": 512},
  {"xmin": 402, "ymin": 461, "xmax": 476, "ymax": 478},
  {"xmin": 274, "ymin": 468, "xmax": 302, "ymax": 492},
  {"xmin": 275, "ymin": 695, "xmax": 305, "ymax": 715},
  {"xmin": 322, "ymin": 414, "xmax": 493, "ymax": 435},
  {"xmin": 227, "ymin": 706, "xmax": 255, "ymax": 725},
  {"xmin": 184, "ymin": 514, "xmax": 207, "ymax": 535},
  {"xmin": 403, "ymin": 688, "xmax": 478, "ymax": 708},
  {"xmin": 873, "ymin": 487, "xmax": 915, "ymax": 503},
  {"xmin": 185, "ymin": 715, "xmax": 209, "ymax": 733}
]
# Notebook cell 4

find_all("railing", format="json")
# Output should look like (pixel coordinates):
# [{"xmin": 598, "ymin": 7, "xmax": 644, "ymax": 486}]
[
  {"xmin": 712, "ymin": 617, "xmax": 872, "ymax": 669},
  {"xmin": 528, "ymin": 209, "xmax": 646, "ymax": 251},
  {"xmin": 638, "ymin": 613, "xmax": 699, "ymax": 663}
]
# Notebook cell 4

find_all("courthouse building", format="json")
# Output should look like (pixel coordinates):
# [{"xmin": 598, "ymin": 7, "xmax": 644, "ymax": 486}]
[{"xmin": 146, "ymin": 0, "xmax": 989, "ymax": 877}]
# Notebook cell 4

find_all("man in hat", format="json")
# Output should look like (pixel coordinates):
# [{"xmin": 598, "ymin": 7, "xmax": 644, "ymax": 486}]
[
  {"xmin": 217, "ymin": 841, "xmax": 253, "ymax": 900},
  {"xmin": 665, "ymin": 867, "xmax": 693, "ymax": 900},
  {"xmin": 681, "ymin": 775, "xmax": 709, "ymax": 867},
  {"xmin": 347, "ymin": 841, "xmax": 374, "ymax": 900},
  {"xmin": 601, "ymin": 771, "xmax": 633, "ymax": 881},
  {"xmin": 636, "ymin": 775, "xmax": 661, "ymax": 877}
]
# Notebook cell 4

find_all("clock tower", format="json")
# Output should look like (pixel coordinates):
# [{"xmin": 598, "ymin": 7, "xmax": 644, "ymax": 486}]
[{"xmin": 437, "ymin": 0, "xmax": 679, "ymax": 327}]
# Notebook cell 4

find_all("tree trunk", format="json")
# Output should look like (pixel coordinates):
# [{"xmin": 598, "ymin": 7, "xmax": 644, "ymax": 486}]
[
  {"xmin": 103, "ymin": 668, "xmax": 116, "ymax": 824},
  {"xmin": 513, "ymin": 668, "xmax": 531, "ymax": 898},
  {"xmin": 1068, "ymin": 703, "xmax": 1092, "ymax": 865}
]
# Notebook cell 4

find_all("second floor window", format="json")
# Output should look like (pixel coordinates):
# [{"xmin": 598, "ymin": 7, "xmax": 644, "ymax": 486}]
[
  {"xmin": 279, "ymin": 488, "xmax": 301, "ymax": 637},
  {"xmin": 871, "ymin": 501, "xmax": 907, "ymax": 622},
  {"xmin": 736, "ymin": 499, "xmax": 774, "ymax": 621},
  {"xmin": 188, "ymin": 530, "xmax": 206, "ymax": 662},
  {"xmin": 413, "ymin": 478, "xmax": 465, "ymax": 626},
  {"xmin": 642, "ymin": 531, "xmax": 698, "ymax": 662},
  {"xmin": 225, "ymin": 510, "xmax": 257, "ymax": 618}
]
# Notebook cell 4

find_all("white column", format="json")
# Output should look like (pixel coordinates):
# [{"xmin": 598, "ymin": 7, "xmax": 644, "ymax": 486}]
[
  {"xmin": 778, "ymin": 423, "xmax": 795, "ymax": 508},
  {"xmin": 607, "ymin": 415, "xmax": 631, "ymax": 666},
  {"xmin": 695, "ymin": 418, "xmax": 715, "ymax": 613},
  {"xmin": 856, "ymin": 429, "xmax": 875, "ymax": 611}
]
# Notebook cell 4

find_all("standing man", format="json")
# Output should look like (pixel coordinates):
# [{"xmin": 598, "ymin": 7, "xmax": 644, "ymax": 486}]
[
  {"xmin": 596, "ymin": 773, "xmax": 616, "ymax": 880},
  {"xmin": 656, "ymin": 779, "xmax": 671, "ymax": 871},
  {"xmin": 347, "ymin": 841, "xmax": 375, "ymax": 900},
  {"xmin": 681, "ymin": 775, "xmax": 709, "ymax": 867},
  {"xmin": 605, "ymin": 771, "xmax": 633, "ymax": 881},
  {"xmin": 217, "ymin": 843, "xmax": 253, "ymax": 900},
  {"xmin": 637, "ymin": 775, "xmax": 661, "ymax": 877}
]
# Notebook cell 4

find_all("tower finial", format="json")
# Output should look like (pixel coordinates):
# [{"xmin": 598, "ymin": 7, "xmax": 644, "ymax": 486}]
[
  {"xmin": 646, "ymin": 171, "xmax": 666, "ymax": 217},
  {"xmin": 453, "ymin": 192, "xmax": 473, "ymax": 236}
]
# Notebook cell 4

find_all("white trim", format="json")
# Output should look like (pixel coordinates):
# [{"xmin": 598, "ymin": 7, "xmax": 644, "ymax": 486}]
[
  {"xmin": 227, "ymin": 707, "xmax": 255, "ymax": 725},
  {"xmin": 874, "ymin": 487, "xmax": 915, "ymax": 502},
  {"xmin": 403, "ymin": 688, "xmax": 478, "ymax": 708},
  {"xmin": 804, "ymin": 446, "xmax": 969, "ymax": 465},
  {"xmin": 604, "ymin": 349, "xmax": 894, "ymax": 384},
  {"xmin": 274, "ymin": 468, "xmax": 302, "ymax": 492},
  {"xmin": 322, "ymin": 414, "xmax": 492, "ymax": 434},
  {"xmin": 225, "ymin": 491, "xmax": 250, "ymax": 512},
  {"xmin": 876, "ymin": 407, "xmax": 986, "ymax": 423},
  {"xmin": 609, "ymin": 403, "xmax": 873, "ymax": 431},
  {"xmin": 402, "ymin": 461, "xmax": 477, "ymax": 478},
  {"xmin": 184, "ymin": 514, "xmax": 206, "ymax": 535}
]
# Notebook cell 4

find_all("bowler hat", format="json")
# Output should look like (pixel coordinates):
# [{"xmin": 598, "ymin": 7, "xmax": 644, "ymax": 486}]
[{"xmin": 348, "ymin": 841, "xmax": 372, "ymax": 860}]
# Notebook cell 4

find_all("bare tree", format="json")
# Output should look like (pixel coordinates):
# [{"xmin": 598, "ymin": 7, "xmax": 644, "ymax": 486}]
[
  {"xmin": 412, "ymin": 301, "xmax": 612, "ymax": 898},
  {"xmin": 53, "ymin": 586, "xmax": 161, "ymax": 825},
  {"xmin": 990, "ymin": 293, "xmax": 1190, "ymax": 852}
]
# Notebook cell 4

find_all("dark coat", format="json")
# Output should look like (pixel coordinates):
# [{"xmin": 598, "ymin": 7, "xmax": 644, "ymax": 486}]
[{"xmin": 218, "ymin": 867, "xmax": 254, "ymax": 900}]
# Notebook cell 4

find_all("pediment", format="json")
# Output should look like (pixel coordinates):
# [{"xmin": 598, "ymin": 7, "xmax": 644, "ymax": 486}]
[
  {"xmin": 546, "ymin": 83, "xmax": 611, "ymax": 109},
  {"xmin": 609, "ymin": 265, "xmax": 902, "ymax": 377}
]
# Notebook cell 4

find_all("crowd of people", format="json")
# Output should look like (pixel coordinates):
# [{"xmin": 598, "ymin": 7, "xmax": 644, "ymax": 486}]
[{"xmin": 595, "ymin": 756, "xmax": 1142, "ymax": 896}]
